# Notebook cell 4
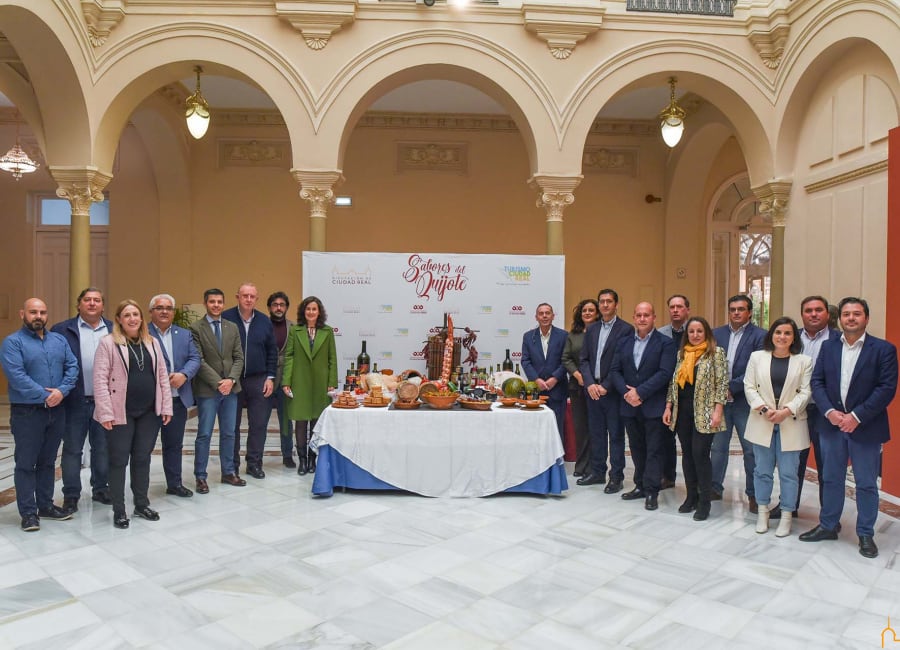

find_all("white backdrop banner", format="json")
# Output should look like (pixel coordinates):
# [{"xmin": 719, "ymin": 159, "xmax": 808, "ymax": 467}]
[{"xmin": 302, "ymin": 252, "xmax": 565, "ymax": 377}]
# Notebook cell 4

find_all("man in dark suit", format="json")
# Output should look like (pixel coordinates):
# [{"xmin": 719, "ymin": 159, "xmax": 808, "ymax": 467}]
[
  {"xmin": 51, "ymin": 287, "xmax": 114, "ymax": 514},
  {"xmin": 657, "ymin": 294, "xmax": 691, "ymax": 490},
  {"xmin": 800, "ymin": 297, "xmax": 898, "ymax": 558},
  {"xmin": 711, "ymin": 294, "xmax": 766, "ymax": 511},
  {"xmin": 190, "ymin": 288, "xmax": 245, "ymax": 493},
  {"xmin": 578, "ymin": 289, "xmax": 634, "ymax": 492},
  {"xmin": 148, "ymin": 293, "xmax": 201, "ymax": 498},
  {"xmin": 795, "ymin": 295, "xmax": 842, "ymax": 511},
  {"xmin": 223, "ymin": 283, "xmax": 277, "ymax": 479},
  {"xmin": 521, "ymin": 302, "xmax": 568, "ymax": 440},
  {"xmin": 267, "ymin": 291, "xmax": 295, "ymax": 467},
  {"xmin": 610, "ymin": 302, "xmax": 676, "ymax": 510}
]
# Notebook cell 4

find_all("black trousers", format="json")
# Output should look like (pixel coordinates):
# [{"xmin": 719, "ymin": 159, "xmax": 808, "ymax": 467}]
[
  {"xmin": 662, "ymin": 428, "xmax": 677, "ymax": 482},
  {"xmin": 569, "ymin": 387, "xmax": 591, "ymax": 474},
  {"xmin": 160, "ymin": 400, "xmax": 188, "ymax": 488},
  {"xmin": 796, "ymin": 404, "xmax": 824, "ymax": 510},
  {"xmin": 294, "ymin": 419, "xmax": 319, "ymax": 459},
  {"xmin": 674, "ymin": 385, "xmax": 714, "ymax": 502},
  {"xmin": 107, "ymin": 410, "xmax": 160, "ymax": 513},
  {"xmin": 233, "ymin": 373, "xmax": 274, "ymax": 468},
  {"xmin": 624, "ymin": 413, "xmax": 666, "ymax": 494}
]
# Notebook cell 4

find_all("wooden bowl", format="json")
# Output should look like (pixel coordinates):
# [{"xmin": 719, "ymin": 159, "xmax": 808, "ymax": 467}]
[
  {"xmin": 498, "ymin": 397, "xmax": 518, "ymax": 408},
  {"xmin": 520, "ymin": 399, "xmax": 542, "ymax": 409},
  {"xmin": 538, "ymin": 395, "xmax": 549, "ymax": 403},
  {"xmin": 421, "ymin": 393, "xmax": 459, "ymax": 409},
  {"xmin": 418, "ymin": 382, "xmax": 440, "ymax": 398}
]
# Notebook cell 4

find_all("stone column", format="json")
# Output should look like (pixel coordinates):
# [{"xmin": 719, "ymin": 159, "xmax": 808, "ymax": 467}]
[
  {"xmin": 50, "ymin": 167, "xmax": 113, "ymax": 310},
  {"xmin": 754, "ymin": 180, "xmax": 791, "ymax": 322},
  {"xmin": 528, "ymin": 174, "xmax": 582, "ymax": 255},
  {"xmin": 292, "ymin": 170, "xmax": 344, "ymax": 251}
]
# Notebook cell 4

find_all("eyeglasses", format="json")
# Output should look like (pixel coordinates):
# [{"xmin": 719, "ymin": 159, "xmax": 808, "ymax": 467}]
[
  {"xmin": 152, "ymin": 306, "xmax": 175, "ymax": 312},
  {"xmin": 270, "ymin": 302, "xmax": 287, "ymax": 308}
]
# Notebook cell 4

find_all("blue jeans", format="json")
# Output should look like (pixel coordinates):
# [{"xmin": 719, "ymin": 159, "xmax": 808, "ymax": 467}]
[
  {"xmin": 195, "ymin": 393, "xmax": 238, "ymax": 479},
  {"xmin": 272, "ymin": 389, "xmax": 294, "ymax": 458},
  {"xmin": 11, "ymin": 404, "xmax": 65, "ymax": 517},
  {"xmin": 818, "ymin": 428, "xmax": 881, "ymax": 536},
  {"xmin": 61, "ymin": 397, "xmax": 109, "ymax": 500},
  {"xmin": 751, "ymin": 425, "xmax": 800, "ymax": 512},
  {"xmin": 710, "ymin": 400, "xmax": 755, "ymax": 497}
]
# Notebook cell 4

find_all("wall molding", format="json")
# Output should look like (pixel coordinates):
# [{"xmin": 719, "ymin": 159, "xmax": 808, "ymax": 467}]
[{"xmin": 804, "ymin": 159, "xmax": 888, "ymax": 194}]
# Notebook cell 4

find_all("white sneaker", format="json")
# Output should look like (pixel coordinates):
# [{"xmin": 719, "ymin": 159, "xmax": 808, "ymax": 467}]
[
  {"xmin": 775, "ymin": 511, "xmax": 793, "ymax": 537},
  {"xmin": 756, "ymin": 505, "xmax": 770, "ymax": 534}
]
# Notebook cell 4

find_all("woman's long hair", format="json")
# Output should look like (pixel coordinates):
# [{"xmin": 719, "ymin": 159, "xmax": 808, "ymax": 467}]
[
  {"xmin": 678, "ymin": 316, "xmax": 716, "ymax": 359},
  {"xmin": 570, "ymin": 299, "xmax": 599, "ymax": 334},
  {"xmin": 763, "ymin": 317, "xmax": 802, "ymax": 354},
  {"xmin": 297, "ymin": 296, "xmax": 327, "ymax": 329},
  {"xmin": 111, "ymin": 299, "xmax": 152, "ymax": 346}
]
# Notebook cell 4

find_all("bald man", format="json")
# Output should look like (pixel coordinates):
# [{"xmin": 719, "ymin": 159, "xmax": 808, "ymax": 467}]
[
  {"xmin": 1, "ymin": 299, "xmax": 79, "ymax": 532},
  {"xmin": 609, "ymin": 302, "xmax": 676, "ymax": 511}
]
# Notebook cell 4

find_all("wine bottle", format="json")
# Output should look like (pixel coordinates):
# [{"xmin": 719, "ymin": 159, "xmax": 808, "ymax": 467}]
[
  {"xmin": 514, "ymin": 363, "xmax": 521, "ymax": 376},
  {"xmin": 357, "ymin": 341, "xmax": 370, "ymax": 375},
  {"xmin": 373, "ymin": 362, "xmax": 379, "ymax": 374},
  {"xmin": 502, "ymin": 349, "xmax": 513, "ymax": 371},
  {"xmin": 346, "ymin": 362, "xmax": 355, "ymax": 378}
]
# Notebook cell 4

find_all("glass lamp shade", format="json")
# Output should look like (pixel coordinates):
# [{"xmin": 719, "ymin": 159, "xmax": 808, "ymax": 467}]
[
  {"xmin": 185, "ymin": 101, "xmax": 210, "ymax": 139},
  {"xmin": 660, "ymin": 118, "xmax": 684, "ymax": 148},
  {"xmin": 0, "ymin": 142, "xmax": 39, "ymax": 180}
]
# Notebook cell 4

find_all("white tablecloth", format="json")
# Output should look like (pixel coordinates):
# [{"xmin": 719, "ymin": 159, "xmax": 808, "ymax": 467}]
[{"xmin": 311, "ymin": 403, "xmax": 564, "ymax": 497}]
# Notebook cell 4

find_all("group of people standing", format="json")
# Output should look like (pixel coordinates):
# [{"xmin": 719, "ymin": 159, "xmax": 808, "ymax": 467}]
[
  {"xmin": 524, "ymin": 291, "xmax": 897, "ymax": 558},
  {"xmin": 1, "ymin": 285, "xmax": 338, "ymax": 532}
]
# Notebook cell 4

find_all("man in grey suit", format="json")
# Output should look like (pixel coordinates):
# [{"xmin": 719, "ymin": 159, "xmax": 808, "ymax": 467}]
[{"xmin": 190, "ymin": 288, "xmax": 245, "ymax": 493}]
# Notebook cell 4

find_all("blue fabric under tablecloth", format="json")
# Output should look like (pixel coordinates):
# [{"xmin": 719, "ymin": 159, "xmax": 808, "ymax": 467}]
[{"xmin": 312, "ymin": 445, "xmax": 568, "ymax": 497}]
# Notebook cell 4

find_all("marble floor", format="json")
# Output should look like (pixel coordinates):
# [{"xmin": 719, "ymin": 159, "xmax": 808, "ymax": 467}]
[{"xmin": 0, "ymin": 429, "xmax": 898, "ymax": 649}]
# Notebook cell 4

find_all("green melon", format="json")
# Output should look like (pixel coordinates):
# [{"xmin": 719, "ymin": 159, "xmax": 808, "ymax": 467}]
[
  {"xmin": 502, "ymin": 377, "xmax": 525, "ymax": 397},
  {"xmin": 524, "ymin": 381, "xmax": 539, "ymax": 396}
]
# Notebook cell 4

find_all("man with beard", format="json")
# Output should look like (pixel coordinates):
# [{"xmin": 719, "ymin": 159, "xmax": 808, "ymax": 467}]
[
  {"xmin": 267, "ymin": 292, "xmax": 295, "ymax": 467},
  {"xmin": 1, "ymin": 298, "xmax": 79, "ymax": 531}
]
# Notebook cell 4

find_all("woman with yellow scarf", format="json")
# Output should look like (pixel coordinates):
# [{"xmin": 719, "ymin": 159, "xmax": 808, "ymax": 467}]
[{"xmin": 662, "ymin": 317, "xmax": 728, "ymax": 521}]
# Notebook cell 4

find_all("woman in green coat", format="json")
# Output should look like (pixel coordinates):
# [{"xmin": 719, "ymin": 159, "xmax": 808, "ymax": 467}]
[{"xmin": 282, "ymin": 296, "xmax": 338, "ymax": 475}]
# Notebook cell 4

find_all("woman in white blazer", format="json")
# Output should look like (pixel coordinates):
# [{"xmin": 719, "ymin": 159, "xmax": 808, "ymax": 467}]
[{"xmin": 744, "ymin": 317, "xmax": 811, "ymax": 538}]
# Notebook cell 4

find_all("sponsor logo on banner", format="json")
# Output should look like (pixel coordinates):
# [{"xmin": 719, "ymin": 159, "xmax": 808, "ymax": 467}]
[
  {"xmin": 343, "ymin": 305, "xmax": 360, "ymax": 314},
  {"xmin": 332, "ymin": 266, "xmax": 374, "ymax": 286},
  {"xmin": 509, "ymin": 305, "xmax": 526, "ymax": 315},
  {"xmin": 481, "ymin": 352, "xmax": 493, "ymax": 362},
  {"xmin": 511, "ymin": 351, "xmax": 523, "ymax": 361},
  {"xmin": 394, "ymin": 328, "xmax": 409, "ymax": 337},
  {"xmin": 359, "ymin": 328, "xmax": 376, "ymax": 337},
  {"xmin": 496, "ymin": 328, "xmax": 510, "ymax": 337},
  {"xmin": 380, "ymin": 351, "xmax": 392, "ymax": 360},
  {"xmin": 428, "ymin": 326, "xmax": 443, "ymax": 335},
  {"xmin": 479, "ymin": 305, "xmax": 493, "ymax": 314},
  {"xmin": 402, "ymin": 254, "xmax": 469, "ymax": 301},
  {"xmin": 410, "ymin": 304, "xmax": 427, "ymax": 315},
  {"xmin": 501, "ymin": 265, "xmax": 531, "ymax": 283},
  {"xmin": 378, "ymin": 304, "xmax": 393, "ymax": 313},
  {"xmin": 409, "ymin": 349, "xmax": 426, "ymax": 361},
  {"xmin": 332, "ymin": 327, "xmax": 342, "ymax": 336}
]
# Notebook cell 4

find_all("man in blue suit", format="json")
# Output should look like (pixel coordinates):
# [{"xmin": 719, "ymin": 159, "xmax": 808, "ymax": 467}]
[
  {"xmin": 796, "ymin": 295, "xmax": 842, "ymax": 511},
  {"xmin": 800, "ymin": 297, "xmax": 898, "ymax": 558},
  {"xmin": 223, "ymin": 283, "xmax": 277, "ymax": 479},
  {"xmin": 578, "ymin": 289, "xmax": 634, "ymax": 492},
  {"xmin": 51, "ymin": 287, "xmax": 114, "ymax": 514},
  {"xmin": 610, "ymin": 302, "xmax": 676, "ymax": 510},
  {"xmin": 521, "ymin": 303, "xmax": 568, "ymax": 441},
  {"xmin": 149, "ymin": 293, "xmax": 201, "ymax": 498},
  {"xmin": 711, "ymin": 294, "xmax": 766, "ymax": 511}
]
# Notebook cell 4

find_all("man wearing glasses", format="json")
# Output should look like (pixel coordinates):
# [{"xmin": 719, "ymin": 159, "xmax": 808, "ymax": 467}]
[
  {"xmin": 267, "ymin": 292, "xmax": 296, "ymax": 467},
  {"xmin": 148, "ymin": 294, "xmax": 201, "ymax": 497}
]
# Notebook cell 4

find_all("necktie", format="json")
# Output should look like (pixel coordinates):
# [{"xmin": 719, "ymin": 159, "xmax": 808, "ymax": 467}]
[{"xmin": 212, "ymin": 320, "xmax": 222, "ymax": 352}]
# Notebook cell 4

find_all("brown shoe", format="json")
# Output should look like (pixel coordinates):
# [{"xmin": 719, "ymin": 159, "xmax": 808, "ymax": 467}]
[
  {"xmin": 748, "ymin": 496, "xmax": 758, "ymax": 514},
  {"xmin": 222, "ymin": 474, "xmax": 247, "ymax": 487},
  {"xmin": 195, "ymin": 478, "xmax": 209, "ymax": 494}
]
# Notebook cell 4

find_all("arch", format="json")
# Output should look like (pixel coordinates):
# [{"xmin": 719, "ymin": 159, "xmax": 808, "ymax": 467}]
[
  {"xmin": 775, "ymin": 3, "xmax": 900, "ymax": 176},
  {"xmin": 312, "ymin": 31, "xmax": 557, "ymax": 175},
  {"xmin": 565, "ymin": 42, "xmax": 774, "ymax": 187},
  {"xmin": 0, "ymin": 3, "xmax": 91, "ymax": 165},
  {"xmin": 91, "ymin": 26, "xmax": 318, "ymax": 173}
]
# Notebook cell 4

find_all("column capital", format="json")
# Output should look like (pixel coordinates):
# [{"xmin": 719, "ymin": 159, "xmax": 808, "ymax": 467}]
[
  {"xmin": 753, "ymin": 180, "xmax": 791, "ymax": 228},
  {"xmin": 292, "ymin": 169, "xmax": 344, "ymax": 219},
  {"xmin": 528, "ymin": 174, "xmax": 582, "ymax": 223},
  {"xmin": 50, "ymin": 166, "xmax": 112, "ymax": 213}
]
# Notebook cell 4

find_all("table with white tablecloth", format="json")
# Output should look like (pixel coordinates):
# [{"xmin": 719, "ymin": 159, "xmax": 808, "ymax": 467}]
[{"xmin": 310, "ymin": 403, "xmax": 568, "ymax": 497}]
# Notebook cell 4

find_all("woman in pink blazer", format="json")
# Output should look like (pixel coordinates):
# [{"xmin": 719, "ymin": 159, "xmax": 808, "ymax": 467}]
[{"xmin": 93, "ymin": 299, "xmax": 172, "ymax": 529}]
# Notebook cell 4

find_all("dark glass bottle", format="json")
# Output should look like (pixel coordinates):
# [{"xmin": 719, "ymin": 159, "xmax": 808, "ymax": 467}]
[
  {"xmin": 514, "ymin": 363, "xmax": 521, "ymax": 376},
  {"xmin": 502, "ymin": 349, "xmax": 513, "ymax": 371},
  {"xmin": 357, "ymin": 341, "xmax": 370, "ymax": 375}
]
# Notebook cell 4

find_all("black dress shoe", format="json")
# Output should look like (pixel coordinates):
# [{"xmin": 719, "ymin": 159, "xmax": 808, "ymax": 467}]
[
  {"xmin": 573, "ymin": 471, "xmax": 584, "ymax": 478},
  {"xmin": 798, "ymin": 525, "xmax": 838, "ymax": 542},
  {"xmin": 309, "ymin": 454, "xmax": 317, "ymax": 473},
  {"xmin": 576, "ymin": 473, "xmax": 604, "ymax": 486},
  {"xmin": 621, "ymin": 487, "xmax": 645, "ymax": 501},
  {"xmin": 283, "ymin": 457, "xmax": 296, "ymax": 468},
  {"xmin": 768, "ymin": 506, "xmax": 782, "ymax": 520},
  {"xmin": 221, "ymin": 474, "xmax": 247, "ymax": 486},
  {"xmin": 113, "ymin": 512, "xmax": 130, "ymax": 529},
  {"xmin": 62, "ymin": 498, "xmax": 78, "ymax": 515},
  {"xmin": 859, "ymin": 535, "xmax": 879, "ymax": 558},
  {"xmin": 134, "ymin": 506, "xmax": 160, "ymax": 521},
  {"xmin": 710, "ymin": 490, "xmax": 723, "ymax": 501},
  {"xmin": 195, "ymin": 478, "xmax": 209, "ymax": 494},
  {"xmin": 37, "ymin": 505, "xmax": 73, "ymax": 521},
  {"xmin": 678, "ymin": 498, "xmax": 697, "ymax": 513},
  {"xmin": 92, "ymin": 492, "xmax": 113, "ymax": 505},
  {"xmin": 246, "ymin": 465, "xmax": 265, "ymax": 479},
  {"xmin": 604, "ymin": 480, "xmax": 623, "ymax": 494},
  {"xmin": 297, "ymin": 456, "xmax": 309, "ymax": 476},
  {"xmin": 166, "ymin": 485, "xmax": 193, "ymax": 498},
  {"xmin": 693, "ymin": 501, "xmax": 711, "ymax": 521},
  {"xmin": 644, "ymin": 494, "xmax": 659, "ymax": 511},
  {"xmin": 660, "ymin": 478, "xmax": 676, "ymax": 490}
]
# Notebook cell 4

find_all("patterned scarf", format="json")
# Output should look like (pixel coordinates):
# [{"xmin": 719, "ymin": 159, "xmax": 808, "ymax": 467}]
[{"xmin": 676, "ymin": 341, "xmax": 708, "ymax": 389}]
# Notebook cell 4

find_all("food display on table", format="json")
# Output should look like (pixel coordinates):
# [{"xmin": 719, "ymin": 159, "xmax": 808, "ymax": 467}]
[
  {"xmin": 363, "ymin": 385, "xmax": 390, "ymax": 407},
  {"xmin": 420, "ymin": 392, "xmax": 460, "ymax": 410},
  {"xmin": 520, "ymin": 399, "xmax": 543, "ymax": 410},
  {"xmin": 457, "ymin": 396, "xmax": 492, "ymax": 411},
  {"xmin": 332, "ymin": 391, "xmax": 359, "ymax": 409}
]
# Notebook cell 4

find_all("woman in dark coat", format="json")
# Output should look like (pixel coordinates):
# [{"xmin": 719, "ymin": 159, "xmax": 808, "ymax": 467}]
[
  {"xmin": 561, "ymin": 299, "xmax": 599, "ymax": 476},
  {"xmin": 282, "ymin": 296, "xmax": 338, "ymax": 475}
]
